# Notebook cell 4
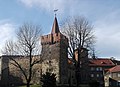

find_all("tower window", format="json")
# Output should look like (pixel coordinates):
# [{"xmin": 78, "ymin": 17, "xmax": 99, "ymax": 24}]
[{"xmin": 49, "ymin": 60, "xmax": 51, "ymax": 63}]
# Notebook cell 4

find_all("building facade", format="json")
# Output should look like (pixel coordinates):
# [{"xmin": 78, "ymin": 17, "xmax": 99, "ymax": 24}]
[
  {"xmin": 89, "ymin": 58, "xmax": 115, "ymax": 86},
  {"xmin": 104, "ymin": 65, "xmax": 120, "ymax": 87}
]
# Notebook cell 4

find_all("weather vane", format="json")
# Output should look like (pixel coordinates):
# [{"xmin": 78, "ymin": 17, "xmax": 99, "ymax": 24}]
[{"xmin": 54, "ymin": 9, "xmax": 58, "ymax": 17}]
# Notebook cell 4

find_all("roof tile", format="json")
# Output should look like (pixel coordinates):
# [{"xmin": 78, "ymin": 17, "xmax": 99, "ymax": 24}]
[
  {"xmin": 108, "ymin": 65, "xmax": 120, "ymax": 73},
  {"xmin": 89, "ymin": 58, "xmax": 115, "ymax": 66}
]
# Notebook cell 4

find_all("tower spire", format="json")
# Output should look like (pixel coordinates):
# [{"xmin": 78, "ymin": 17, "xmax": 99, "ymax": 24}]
[{"xmin": 51, "ymin": 10, "xmax": 60, "ymax": 34}]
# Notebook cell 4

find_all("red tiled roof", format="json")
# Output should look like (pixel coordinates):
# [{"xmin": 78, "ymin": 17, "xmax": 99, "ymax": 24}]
[
  {"xmin": 89, "ymin": 58, "xmax": 115, "ymax": 66},
  {"xmin": 108, "ymin": 65, "xmax": 120, "ymax": 73}
]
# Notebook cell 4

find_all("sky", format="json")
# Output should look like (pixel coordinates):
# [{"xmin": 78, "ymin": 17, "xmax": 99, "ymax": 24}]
[{"xmin": 0, "ymin": 0, "xmax": 120, "ymax": 59}]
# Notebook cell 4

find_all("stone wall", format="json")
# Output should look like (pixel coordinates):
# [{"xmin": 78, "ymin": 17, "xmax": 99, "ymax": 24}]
[
  {"xmin": 41, "ymin": 42, "xmax": 60, "ymax": 83},
  {"xmin": 8, "ymin": 56, "xmax": 41, "ymax": 85},
  {"xmin": 41, "ymin": 32, "xmax": 68, "ymax": 85},
  {"xmin": 0, "ymin": 55, "xmax": 9, "ymax": 87}
]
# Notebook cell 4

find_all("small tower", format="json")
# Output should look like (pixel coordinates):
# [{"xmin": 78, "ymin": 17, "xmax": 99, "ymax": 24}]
[
  {"xmin": 75, "ymin": 48, "xmax": 90, "ymax": 84},
  {"xmin": 0, "ymin": 55, "xmax": 9, "ymax": 87},
  {"xmin": 41, "ymin": 16, "xmax": 68, "ymax": 85}
]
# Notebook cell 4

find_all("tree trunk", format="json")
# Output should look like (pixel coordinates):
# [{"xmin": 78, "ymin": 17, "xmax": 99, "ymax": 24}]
[
  {"xmin": 76, "ymin": 47, "xmax": 81, "ymax": 87},
  {"xmin": 26, "ymin": 80, "xmax": 30, "ymax": 87},
  {"xmin": 76, "ymin": 68, "xmax": 80, "ymax": 87}
]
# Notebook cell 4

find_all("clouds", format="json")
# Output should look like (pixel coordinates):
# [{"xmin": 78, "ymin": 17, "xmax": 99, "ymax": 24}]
[
  {"xmin": 18, "ymin": 0, "xmax": 120, "ymax": 16},
  {"xmin": 0, "ymin": 0, "xmax": 120, "ymax": 58},
  {"xmin": 94, "ymin": 9, "xmax": 120, "ymax": 58},
  {"xmin": 18, "ymin": 0, "xmax": 120, "ymax": 58},
  {"xmin": 18, "ymin": 0, "xmax": 81, "ymax": 16},
  {"xmin": 18, "ymin": 0, "xmax": 120, "ymax": 20},
  {"xmin": 19, "ymin": 0, "xmax": 69, "ymax": 12},
  {"xmin": 0, "ymin": 20, "xmax": 17, "ymax": 55}
]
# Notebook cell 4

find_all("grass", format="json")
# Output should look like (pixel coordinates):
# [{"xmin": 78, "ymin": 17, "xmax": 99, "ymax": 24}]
[
  {"xmin": 18, "ymin": 85, "xmax": 89, "ymax": 87},
  {"xmin": 18, "ymin": 85, "xmax": 41, "ymax": 87}
]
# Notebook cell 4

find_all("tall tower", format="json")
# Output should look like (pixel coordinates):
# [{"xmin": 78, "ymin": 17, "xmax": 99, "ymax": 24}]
[
  {"xmin": 41, "ymin": 16, "xmax": 68, "ymax": 85},
  {"xmin": 0, "ymin": 55, "xmax": 9, "ymax": 87}
]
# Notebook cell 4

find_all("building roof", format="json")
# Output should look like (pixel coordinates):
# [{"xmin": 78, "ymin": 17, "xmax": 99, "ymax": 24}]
[
  {"xmin": 89, "ymin": 58, "xmax": 115, "ymax": 66},
  {"xmin": 51, "ymin": 17, "xmax": 60, "ymax": 34},
  {"xmin": 108, "ymin": 65, "xmax": 120, "ymax": 73}
]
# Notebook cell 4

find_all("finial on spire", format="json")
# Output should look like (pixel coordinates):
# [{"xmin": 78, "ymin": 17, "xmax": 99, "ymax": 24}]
[{"xmin": 54, "ymin": 9, "xmax": 58, "ymax": 17}]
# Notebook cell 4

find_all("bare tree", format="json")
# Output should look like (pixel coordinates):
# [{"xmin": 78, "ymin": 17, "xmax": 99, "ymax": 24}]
[
  {"xmin": 89, "ymin": 44, "xmax": 98, "ymax": 59},
  {"xmin": 2, "ymin": 40, "xmax": 18, "ymax": 55},
  {"xmin": 62, "ymin": 16, "xmax": 95, "ymax": 86},
  {"xmin": 2, "ymin": 23, "xmax": 42, "ymax": 87}
]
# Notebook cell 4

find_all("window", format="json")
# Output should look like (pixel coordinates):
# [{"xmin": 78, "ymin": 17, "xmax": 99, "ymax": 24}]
[
  {"xmin": 46, "ymin": 68, "xmax": 53, "ymax": 72},
  {"xmin": 91, "ymin": 74, "xmax": 94, "ymax": 77},
  {"xmin": 97, "ymin": 74, "xmax": 99, "ymax": 77},
  {"xmin": 49, "ymin": 68, "xmax": 53, "ymax": 72},
  {"xmin": 118, "ymin": 82, "xmax": 120, "ymax": 86},
  {"xmin": 96, "ymin": 67, "xmax": 99, "ymax": 71},
  {"xmin": 91, "ymin": 67, "xmax": 94, "ymax": 71},
  {"xmin": 118, "ymin": 73, "xmax": 120, "ymax": 77},
  {"xmin": 49, "ymin": 60, "xmax": 51, "ymax": 63},
  {"xmin": 101, "ymin": 74, "xmax": 103, "ymax": 77},
  {"xmin": 109, "ymin": 74, "xmax": 112, "ymax": 78},
  {"xmin": 96, "ymin": 67, "xmax": 103, "ymax": 71},
  {"xmin": 99, "ymin": 67, "xmax": 103, "ymax": 71}
]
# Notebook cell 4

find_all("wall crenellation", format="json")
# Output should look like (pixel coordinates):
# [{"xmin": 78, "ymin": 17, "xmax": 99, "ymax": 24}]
[{"xmin": 41, "ymin": 33, "xmax": 61, "ymax": 45}]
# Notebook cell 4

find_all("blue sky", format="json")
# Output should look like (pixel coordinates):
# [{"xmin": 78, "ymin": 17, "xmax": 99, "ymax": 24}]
[{"xmin": 0, "ymin": 0, "xmax": 120, "ymax": 59}]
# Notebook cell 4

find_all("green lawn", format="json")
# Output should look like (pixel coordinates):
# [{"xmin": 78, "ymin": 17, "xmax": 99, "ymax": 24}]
[
  {"xmin": 18, "ymin": 85, "xmax": 41, "ymax": 87},
  {"xmin": 18, "ymin": 85, "xmax": 89, "ymax": 87}
]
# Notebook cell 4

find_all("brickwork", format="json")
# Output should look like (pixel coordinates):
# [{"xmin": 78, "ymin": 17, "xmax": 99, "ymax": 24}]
[{"xmin": 41, "ymin": 17, "xmax": 69, "ymax": 85}]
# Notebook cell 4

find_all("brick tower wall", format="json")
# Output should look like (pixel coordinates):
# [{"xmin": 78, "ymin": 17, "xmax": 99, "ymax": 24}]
[
  {"xmin": 41, "ymin": 32, "xmax": 68, "ymax": 85},
  {"xmin": 59, "ymin": 34, "xmax": 68, "ymax": 84}
]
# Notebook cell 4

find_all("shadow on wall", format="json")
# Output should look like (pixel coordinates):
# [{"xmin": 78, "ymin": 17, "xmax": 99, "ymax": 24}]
[
  {"xmin": 109, "ymin": 78, "xmax": 120, "ymax": 87},
  {"xmin": 9, "ymin": 74, "xmax": 24, "ymax": 87},
  {"xmin": 0, "ymin": 68, "xmax": 24, "ymax": 87},
  {"xmin": 89, "ymin": 80, "xmax": 100, "ymax": 87}
]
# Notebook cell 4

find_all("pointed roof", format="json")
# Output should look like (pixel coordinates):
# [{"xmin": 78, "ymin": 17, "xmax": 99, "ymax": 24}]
[{"xmin": 51, "ymin": 17, "xmax": 60, "ymax": 34}]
